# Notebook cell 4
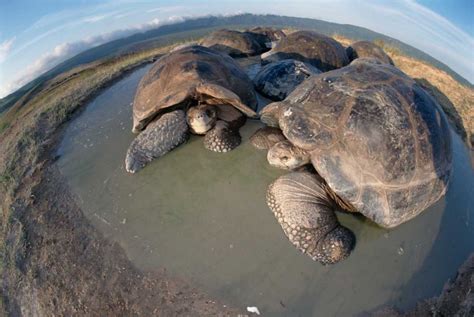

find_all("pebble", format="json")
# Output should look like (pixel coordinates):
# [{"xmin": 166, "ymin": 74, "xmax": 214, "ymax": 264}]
[{"xmin": 247, "ymin": 306, "xmax": 260, "ymax": 315}]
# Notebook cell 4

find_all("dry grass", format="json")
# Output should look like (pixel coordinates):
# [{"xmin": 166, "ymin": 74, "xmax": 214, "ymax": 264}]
[{"xmin": 334, "ymin": 35, "xmax": 474, "ymax": 147}]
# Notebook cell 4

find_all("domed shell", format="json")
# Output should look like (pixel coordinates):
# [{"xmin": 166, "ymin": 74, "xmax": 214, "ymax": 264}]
[
  {"xmin": 200, "ymin": 29, "xmax": 266, "ymax": 57},
  {"xmin": 346, "ymin": 41, "xmax": 394, "ymax": 65},
  {"xmin": 132, "ymin": 45, "xmax": 258, "ymax": 132},
  {"xmin": 247, "ymin": 27, "xmax": 286, "ymax": 48},
  {"xmin": 253, "ymin": 59, "xmax": 321, "ymax": 101},
  {"xmin": 261, "ymin": 30, "xmax": 349, "ymax": 71},
  {"xmin": 263, "ymin": 58, "xmax": 452, "ymax": 228}
]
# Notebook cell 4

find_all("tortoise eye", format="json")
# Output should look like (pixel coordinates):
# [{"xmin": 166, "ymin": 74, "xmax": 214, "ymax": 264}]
[
  {"xmin": 205, "ymin": 109, "xmax": 211, "ymax": 116},
  {"xmin": 281, "ymin": 156, "xmax": 289, "ymax": 162}
]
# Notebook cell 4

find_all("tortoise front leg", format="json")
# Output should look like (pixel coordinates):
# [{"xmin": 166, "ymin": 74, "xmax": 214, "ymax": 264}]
[
  {"xmin": 203, "ymin": 120, "xmax": 241, "ymax": 153},
  {"xmin": 125, "ymin": 110, "xmax": 189, "ymax": 173},
  {"xmin": 267, "ymin": 171, "xmax": 355, "ymax": 264}
]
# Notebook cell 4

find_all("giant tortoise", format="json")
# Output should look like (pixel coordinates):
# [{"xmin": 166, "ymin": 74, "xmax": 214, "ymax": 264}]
[
  {"xmin": 125, "ymin": 45, "xmax": 257, "ymax": 173},
  {"xmin": 259, "ymin": 58, "xmax": 452, "ymax": 264},
  {"xmin": 261, "ymin": 30, "xmax": 349, "ymax": 71},
  {"xmin": 346, "ymin": 41, "xmax": 394, "ymax": 65},
  {"xmin": 200, "ymin": 29, "xmax": 267, "ymax": 57}
]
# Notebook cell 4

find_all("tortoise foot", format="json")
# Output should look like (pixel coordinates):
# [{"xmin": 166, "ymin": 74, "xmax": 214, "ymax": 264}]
[{"xmin": 204, "ymin": 121, "xmax": 241, "ymax": 153}]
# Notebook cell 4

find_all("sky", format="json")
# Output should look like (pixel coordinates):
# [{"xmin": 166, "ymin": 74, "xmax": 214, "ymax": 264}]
[{"xmin": 0, "ymin": 0, "xmax": 473, "ymax": 98}]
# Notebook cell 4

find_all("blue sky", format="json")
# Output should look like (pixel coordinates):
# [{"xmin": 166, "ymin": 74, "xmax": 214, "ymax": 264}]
[{"xmin": 0, "ymin": 0, "xmax": 473, "ymax": 98}]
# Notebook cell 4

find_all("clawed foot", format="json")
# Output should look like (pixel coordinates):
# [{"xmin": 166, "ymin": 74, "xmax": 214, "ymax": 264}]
[{"xmin": 204, "ymin": 121, "xmax": 241, "ymax": 153}]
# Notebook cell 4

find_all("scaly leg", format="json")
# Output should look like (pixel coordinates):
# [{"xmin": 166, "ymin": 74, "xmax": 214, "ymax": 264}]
[
  {"xmin": 203, "ymin": 120, "xmax": 241, "ymax": 153},
  {"xmin": 125, "ymin": 110, "xmax": 189, "ymax": 173},
  {"xmin": 267, "ymin": 171, "xmax": 355, "ymax": 264}
]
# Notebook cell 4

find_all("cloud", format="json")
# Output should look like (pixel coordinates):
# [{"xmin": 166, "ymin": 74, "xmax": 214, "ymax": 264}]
[
  {"xmin": 10, "ymin": 8, "xmax": 126, "ymax": 58},
  {"xmin": 0, "ymin": 37, "xmax": 15, "ymax": 63},
  {"xmin": 1, "ymin": 15, "xmax": 187, "ymax": 97},
  {"xmin": 9, "ymin": 24, "xmax": 69, "ymax": 58},
  {"xmin": 82, "ymin": 15, "xmax": 108, "ymax": 23},
  {"xmin": 0, "ymin": 42, "xmax": 83, "ymax": 97},
  {"xmin": 361, "ymin": 0, "xmax": 474, "ymax": 82},
  {"xmin": 147, "ymin": 6, "xmax": 186, "ymax": 13}
]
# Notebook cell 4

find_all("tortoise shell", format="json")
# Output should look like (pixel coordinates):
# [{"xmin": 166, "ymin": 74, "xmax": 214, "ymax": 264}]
[
  {"xmin": 346, "ymin": 41, "xmax": 394, "ymax": 65},
  {"xmin": 253, "ymin": 59, "xmax": 321, "ymax": 101},
  {"xmin": 261, "ymin": 30, "xmax": 349, "ymax": 71},
  {"xmin": 247, "ymin": 27, "xmax": 286, "ymax": 48},
  {"xmin": 132, "ymin": 45, "xmax": 257, "ymax": 132},
  {"xmin": 199, "ymin": 29, "xmax": 266, "ymax": 57},
  {"xmin": 261, "ymin": 58, "xmax": 452, "ymax": 228}
]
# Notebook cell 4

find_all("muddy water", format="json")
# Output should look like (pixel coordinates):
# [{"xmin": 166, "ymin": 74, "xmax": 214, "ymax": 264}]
[{"xmin": 57, "ymin": 63, "xmax": 474, "ymax": 316}]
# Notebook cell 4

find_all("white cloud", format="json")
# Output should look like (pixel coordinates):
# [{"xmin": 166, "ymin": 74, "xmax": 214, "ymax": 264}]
[
  {"xmin": 0, "ymin": 37, "xmax": 15, "ymax": 63},
  {"xmin": 9, "ymin": 24, "xmax": 68, "ymax": 58},
  {"xmin": 147, "ymin": 6, "xmax": 186, "ymax": 13},
  {"xmin": 0, "ymin": 15, "xmax": 187, "ymax": 97},
  {"xmin": 0, "ymin": 42, "xmax": 83, "ymax": 97},
  {"xmin": 10, "ymin": 8, "xmax": 126, "ymax": 58},
  {"xmin": 361, "ymin": 0, "xmax": 474, "ymax": 82},
  {"xmin": 82, "ymin": 15, "xmax": 108, "ymax": 23}
]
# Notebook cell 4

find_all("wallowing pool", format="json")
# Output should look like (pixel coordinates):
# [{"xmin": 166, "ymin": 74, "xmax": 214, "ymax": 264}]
[{"xmin": 57, "ymin": 63, "xmax": 474, "ymax": 316}]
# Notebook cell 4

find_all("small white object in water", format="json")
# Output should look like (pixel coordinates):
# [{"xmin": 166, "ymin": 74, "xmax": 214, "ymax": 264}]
[
  {"xmin": 283, "ymin": 109, "xmax": 292, "ymax": 117},
  {"xmin": 121, "ymin": 218, "xmax": 126, "ymax": 224},
  {"xmin": 397, "ymin": 247, "xmax": 404, "ymax": 255},
  {"xmin": 247, "ymin": 306, "xmax": 260, "ymax": 315}
]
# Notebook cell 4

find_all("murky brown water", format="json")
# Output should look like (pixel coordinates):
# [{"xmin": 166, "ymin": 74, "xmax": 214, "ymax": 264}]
[{"xmin": 57, "ymin": 63, "xmax": 474, "ymax": 316}]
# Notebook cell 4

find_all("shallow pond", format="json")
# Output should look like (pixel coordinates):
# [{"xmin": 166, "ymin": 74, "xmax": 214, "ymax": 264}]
[{"xmin": 57, "ymin": 63, "xmax": 474, "ymax": 316}]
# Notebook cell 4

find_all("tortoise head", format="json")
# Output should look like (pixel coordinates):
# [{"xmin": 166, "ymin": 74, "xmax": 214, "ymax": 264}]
[
  {"xmin": 267, "ymin": 140, "xmax": 310, "ymax": 170},
  {"xmin": 186, "ymin": 104, "xmax": 217, "ymax": 135},
  {"xmin": 260, "ymin": 101, "xmax": 288, "ymax": 128}
]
